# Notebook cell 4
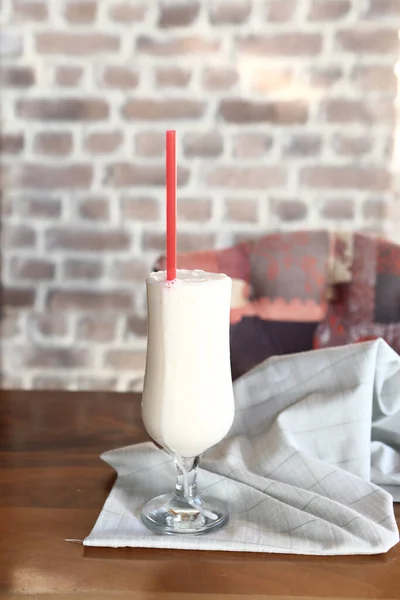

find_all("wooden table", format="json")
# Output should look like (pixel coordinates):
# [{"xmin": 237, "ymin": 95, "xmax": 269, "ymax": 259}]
[{"xmin": 0, "ymin": 389, "xmax": 399, "ymax": 600}]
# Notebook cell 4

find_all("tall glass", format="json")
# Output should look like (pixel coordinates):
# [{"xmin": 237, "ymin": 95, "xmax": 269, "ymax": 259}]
[{"xmin": 141, "ymin": 269, "xmax": 235, "ymax": 535}]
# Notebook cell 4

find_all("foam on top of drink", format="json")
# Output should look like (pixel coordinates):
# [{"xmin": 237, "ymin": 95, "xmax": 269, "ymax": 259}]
[{"xmin": 147, "ymin": 269, "xmax": 229, "ymax": 286}]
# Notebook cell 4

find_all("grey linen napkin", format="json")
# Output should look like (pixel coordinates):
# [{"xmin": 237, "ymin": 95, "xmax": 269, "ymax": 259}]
[{"xmin": 84, "ymin": 339, "xmax": 399, "ymax": 555}]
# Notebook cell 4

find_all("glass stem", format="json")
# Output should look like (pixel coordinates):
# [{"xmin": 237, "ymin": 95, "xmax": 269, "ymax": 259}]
[{"xmin": 174, "ymin": 455, "xmax": 199, "ymax": 501}]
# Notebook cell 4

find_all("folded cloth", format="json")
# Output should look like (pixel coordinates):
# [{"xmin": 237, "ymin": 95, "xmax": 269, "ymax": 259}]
[{"xmin": 84, "ymin": 340, "xmax": 399, "ymax": 555}]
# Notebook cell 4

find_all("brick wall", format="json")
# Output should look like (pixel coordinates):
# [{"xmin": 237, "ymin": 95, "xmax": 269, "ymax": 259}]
[{"xmin": 1, "ymin": 0, "xmax": 399, "ymax": 390}]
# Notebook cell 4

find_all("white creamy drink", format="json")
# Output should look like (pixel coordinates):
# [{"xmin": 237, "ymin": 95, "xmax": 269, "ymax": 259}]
[{"xmin": 142, "ymin": 269, "xmax": 235, "ymax": 458}]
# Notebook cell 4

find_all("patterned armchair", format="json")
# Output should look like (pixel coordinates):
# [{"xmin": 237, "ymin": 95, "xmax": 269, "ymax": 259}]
[{"xmin": 156, "ymin": 231, "xmax": 400, "ymax": 380}]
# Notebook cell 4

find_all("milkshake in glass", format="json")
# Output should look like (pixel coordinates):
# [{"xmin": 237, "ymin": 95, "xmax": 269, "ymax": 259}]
[{"xmin": 141, "ymin": 268, "xmax": 235, "ymax": 535}]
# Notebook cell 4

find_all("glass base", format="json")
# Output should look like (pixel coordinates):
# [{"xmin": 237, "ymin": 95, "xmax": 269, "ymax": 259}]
[{"xmin": 141, "ymin": 492, "xmax": 229, "ymax": 535}]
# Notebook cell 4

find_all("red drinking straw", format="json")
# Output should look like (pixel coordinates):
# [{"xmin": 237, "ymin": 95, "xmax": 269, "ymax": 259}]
[{"xmin": 166, "ymin": 130, "xmax": 177, "ymax": 281}]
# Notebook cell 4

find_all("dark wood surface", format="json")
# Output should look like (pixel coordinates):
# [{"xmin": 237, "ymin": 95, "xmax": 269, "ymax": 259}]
[{"xmin": 0, "ymin": 389, "xmax": 399, "ymax": 599}]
